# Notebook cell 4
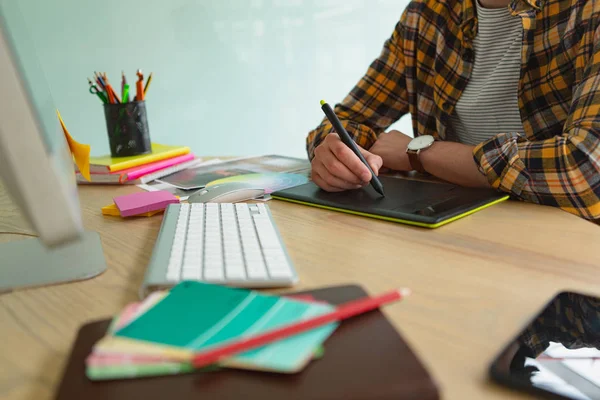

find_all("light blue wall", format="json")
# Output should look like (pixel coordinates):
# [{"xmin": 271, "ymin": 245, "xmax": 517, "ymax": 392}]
[{"xmin": 12, "ymin": 0, "xmax": 412, "ymax": 158}]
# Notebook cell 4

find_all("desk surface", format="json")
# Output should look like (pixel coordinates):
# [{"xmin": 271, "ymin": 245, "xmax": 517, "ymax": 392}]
[{"xmin": 1, "ymin": 183, "xmax": 599, "ymax": 400}]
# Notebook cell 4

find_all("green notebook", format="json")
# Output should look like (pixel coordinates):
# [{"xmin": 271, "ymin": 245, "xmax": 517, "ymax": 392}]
[
  {"xmin": 272, "ymin": 176, "xmax": 509, "ymax": 228},
  {"xmin": 96, "ymin": 282, "xmax": 337, "ymax": 373}
]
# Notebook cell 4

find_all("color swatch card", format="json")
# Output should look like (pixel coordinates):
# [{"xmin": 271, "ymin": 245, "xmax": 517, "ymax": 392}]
[
  {"xmin": 89, "ymin": 282, "xmax": 337, "ymax": 380},
  {"xmin": 86, "ymin": 292, "xmax": 325, "ymax": 380},
  {"xmin": 87, "ymin": 293, "xmax": 200, "ymax": 381}
]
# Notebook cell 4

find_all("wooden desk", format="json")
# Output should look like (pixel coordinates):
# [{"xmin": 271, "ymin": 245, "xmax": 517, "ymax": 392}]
[{"xmin": 1, "ymin": 183, "xmax": 599, "ymax": 400}]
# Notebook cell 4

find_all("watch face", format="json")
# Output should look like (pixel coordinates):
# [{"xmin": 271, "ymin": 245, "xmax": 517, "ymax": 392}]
[{"xmin": 407, "ymin": 135, "xmax": 435, "ymax": 151}]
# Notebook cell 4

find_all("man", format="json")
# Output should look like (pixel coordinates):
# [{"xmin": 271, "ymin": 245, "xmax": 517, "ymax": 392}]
[{"xmin": 307, "ymin": 0, "xmax": 600, "ymax": 220}]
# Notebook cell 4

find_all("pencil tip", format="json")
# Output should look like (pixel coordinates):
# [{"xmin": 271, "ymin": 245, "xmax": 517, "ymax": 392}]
[{"xmin": 399, "ymin": 288, "xmax": 411, "ymax": 297}]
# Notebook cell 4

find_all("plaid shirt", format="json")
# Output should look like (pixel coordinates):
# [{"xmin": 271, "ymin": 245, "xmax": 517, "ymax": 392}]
[{"xmin": 306, "ymin": 0, "xmax": 600, "ymax": 220}]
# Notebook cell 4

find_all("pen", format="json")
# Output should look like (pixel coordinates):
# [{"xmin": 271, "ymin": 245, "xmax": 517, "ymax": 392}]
[
  {"xmin": 320, "ymin": 100, "xmax": 385, "ymax": 196},
  {"xmin": 144, "ymin": 72, "xmax": 153, "ymax": 97},
  {"xmin": 136, "ymin": 69, "xmax": 145, "ymax": 101},
  {"xmin": 191, "ymin": 288, "xmax": 410, "ymax": 369}
]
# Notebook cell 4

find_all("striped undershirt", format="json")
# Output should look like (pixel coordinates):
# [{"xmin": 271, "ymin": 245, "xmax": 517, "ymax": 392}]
[{"xmin": 447, "ymin": 0, "xmax": 525, "ymax": 145}]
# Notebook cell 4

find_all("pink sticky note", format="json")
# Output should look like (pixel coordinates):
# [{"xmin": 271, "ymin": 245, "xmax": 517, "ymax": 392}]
[{"xmin": 114, "ymin": 191, "xmax": 179, "ymax": 217}]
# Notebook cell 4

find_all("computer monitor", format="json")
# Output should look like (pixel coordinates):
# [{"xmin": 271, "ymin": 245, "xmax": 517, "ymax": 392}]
[{"xmin": 0, "ymin": 1, "xmax": 106, "ymax": 293}]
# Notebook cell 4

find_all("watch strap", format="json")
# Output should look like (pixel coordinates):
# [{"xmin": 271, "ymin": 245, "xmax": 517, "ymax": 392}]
[{"xmin": 407, "ymin": 150, "xmax": 427, "ymax": 173}]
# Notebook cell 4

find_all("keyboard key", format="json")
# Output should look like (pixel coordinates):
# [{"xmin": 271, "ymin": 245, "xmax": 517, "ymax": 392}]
[
  {"xmin": 244, "ymin": 251, "xmax": 263, "ymax": 261},
  {"xmin": 166, "ymin": 267, "xmax": 181, "ymax": 281},
  {"xmin": 247, "ymin": 266, "xmax": 268, "ymax": 279},
  {"xmin": 268, "ymin": 268, "xmax": 294, "ymax": 279},
  {"xmin": 205, "ymin": 259, "xmax": 223, "ymax": 270},
  {"xmin": 182, "ymin": 268, "xmax": 201, "ymax": 280},
  {"xmin": 226, "ymin": 268, "xmax": 246, "ymax": 279},
  {"xmin": 204, "ymin": 269, "xmax": 224, "ymax": 281}
]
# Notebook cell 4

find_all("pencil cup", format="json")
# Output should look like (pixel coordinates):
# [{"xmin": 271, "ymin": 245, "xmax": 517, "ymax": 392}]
[{"xmin": 103, "ymin": 101, "xmax": 152, "ymax": 157}]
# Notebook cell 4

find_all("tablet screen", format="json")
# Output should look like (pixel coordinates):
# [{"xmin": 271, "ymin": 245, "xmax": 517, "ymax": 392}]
[{"xmin": 490, "ymin": 292, "xmax": 600, "ymax": 400}]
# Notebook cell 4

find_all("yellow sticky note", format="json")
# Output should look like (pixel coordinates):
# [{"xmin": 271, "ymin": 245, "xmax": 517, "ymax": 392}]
[
  {"xmin": 101, "ymin": 203, "xmax": 122, "ymax": 216},
  {"xmin": 57, "ymin": 110, "xmax": 91, "ymax": 181}
]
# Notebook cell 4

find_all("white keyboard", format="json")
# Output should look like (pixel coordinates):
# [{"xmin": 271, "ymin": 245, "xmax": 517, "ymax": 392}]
[{"xmin": 141, "ymin": 203, "xmax": 297, "ymax": 296}]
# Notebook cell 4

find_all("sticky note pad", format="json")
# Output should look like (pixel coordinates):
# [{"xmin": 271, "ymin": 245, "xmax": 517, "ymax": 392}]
[
  {"xmin": 114, "ymin": 191, "xmax": 179, "ymax": 217},
  {"xmin": 98, "ymin": 282, "xmax": 338, "ymax": 373},
  {"xmin": 101, "ymin": 203, "xmax": 164, "ymax": 217}
]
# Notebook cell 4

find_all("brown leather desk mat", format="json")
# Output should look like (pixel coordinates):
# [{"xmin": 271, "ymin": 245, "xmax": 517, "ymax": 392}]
[{"xmin": 55, "ymin": 284, "xmax": 439, "ymax": 400}]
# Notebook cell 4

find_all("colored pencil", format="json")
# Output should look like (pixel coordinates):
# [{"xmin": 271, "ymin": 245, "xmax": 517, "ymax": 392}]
[
  {"xmin": 191, "ymin": 288, "xmax": 410, "ymax": 369},
  {"xmin": 121, "ymin": 70, "xmax": 126, "ymax": 101},
  {"xmin": 103, "ymin": 75, "xmax": 121, "ymax": 104},
  {"xmin": 144, "ymin": 72, "xmax": 153, "ymax": 97},
  {"xmin": 136, "ymin": 69, "xmax": 145, "ymax": 101},
  {"xmin": 95, "ymin": 72, "xmax": 106, "ymax": 91},
  {"xmin": 105, "ymin": 84, "xmax": 116, "ymax": 103}
]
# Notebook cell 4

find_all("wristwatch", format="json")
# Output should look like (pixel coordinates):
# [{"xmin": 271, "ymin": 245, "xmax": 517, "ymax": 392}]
[{"xmin": 406, "ymin": 135, "xmax": 435, "ymax": 173}]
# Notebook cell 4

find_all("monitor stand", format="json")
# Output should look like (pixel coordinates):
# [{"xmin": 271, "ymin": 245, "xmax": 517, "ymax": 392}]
[{"xmin": 0, "ymin": 231, "xmax": 107, "ymax": 294}]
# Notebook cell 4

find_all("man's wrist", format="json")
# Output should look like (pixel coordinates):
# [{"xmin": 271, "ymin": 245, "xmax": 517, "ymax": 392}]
[{"xmin": 406, "ymin": 135, "xmax": 435, "ymax": 173}]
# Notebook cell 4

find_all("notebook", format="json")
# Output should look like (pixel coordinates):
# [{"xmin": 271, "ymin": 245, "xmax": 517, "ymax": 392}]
[
  {"xmin": 93, "ymin": 282, "xmax": 338, "ymax": 373},
  {"xmin": 55, "ymin": 285, "xmax": 439, "ymax": 400},
  {"xmin": 272, "ymin": 176, "xmax": 509, "ymax": 228},
  {"xmin": 89, "ymin": 143, "xmax": 190, "ymax": 173},
  {"xmin": 77, "ymin": 154, "xmax": 198, "ymax": 184}
]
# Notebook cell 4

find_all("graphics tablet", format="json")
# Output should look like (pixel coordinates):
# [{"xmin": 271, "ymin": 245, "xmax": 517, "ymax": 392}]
[{"xmin": 271, "ymin": 176, "xmax": 509, "ymax": 228}]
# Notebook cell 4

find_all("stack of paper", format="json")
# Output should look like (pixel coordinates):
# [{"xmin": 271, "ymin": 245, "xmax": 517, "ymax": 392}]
[
  {"xmin": 76, "ymin": 143, "xmax": 202, "ymax": 185},
  {"xmin": 87, "ymin": 282, "xmax": 337, "ymax": 380}
]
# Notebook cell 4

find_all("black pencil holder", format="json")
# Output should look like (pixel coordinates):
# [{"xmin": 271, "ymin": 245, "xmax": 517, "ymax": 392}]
[{"xmin": 103, "ymin": 101, "xmax": 151, "ymax": 157}]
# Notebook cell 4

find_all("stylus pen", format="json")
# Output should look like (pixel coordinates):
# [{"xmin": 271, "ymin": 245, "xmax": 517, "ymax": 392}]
[
  {"xmin": 191, "ymin": 288, "xmax": 410, "ymax": 369},
  {"xmin": 320, "ymin": 100, "xmax": 385, "ymax": 196}
]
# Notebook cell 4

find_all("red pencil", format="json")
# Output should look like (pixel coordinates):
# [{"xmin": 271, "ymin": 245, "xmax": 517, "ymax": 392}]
[{"xmin": 191, "ymin": 288, "xmax": 411, "ymax": 369}]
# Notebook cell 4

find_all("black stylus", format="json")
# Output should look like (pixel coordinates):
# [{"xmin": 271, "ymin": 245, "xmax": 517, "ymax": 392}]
[{"xmin": 320, "ymin": 100, "xmax": 385, "ymax": 197}]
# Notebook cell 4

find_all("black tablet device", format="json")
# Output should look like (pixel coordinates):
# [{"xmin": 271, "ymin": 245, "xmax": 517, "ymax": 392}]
[
  {"xmin": 271, "ymin": 176, "xmax": 508, "ymax": 228},
  {"xmin": 490, "ymin": 291, "xmax": 600, "ymax": 400}
]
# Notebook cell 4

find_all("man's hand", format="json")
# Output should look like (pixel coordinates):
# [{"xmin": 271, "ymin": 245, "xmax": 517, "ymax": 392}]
[
  {"xmin": 369, "ymin": 130, "xmax": 413, "ymax": 171},
  {"xmin": 311, "ymin": 133, "xmax": 383, "ymax": 192}
]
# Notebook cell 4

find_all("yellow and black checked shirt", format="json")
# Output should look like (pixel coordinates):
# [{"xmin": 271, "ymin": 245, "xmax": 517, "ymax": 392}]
[{"xmin": 306, "ymin": 0, "xmax": 600, "ymax": 220}]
